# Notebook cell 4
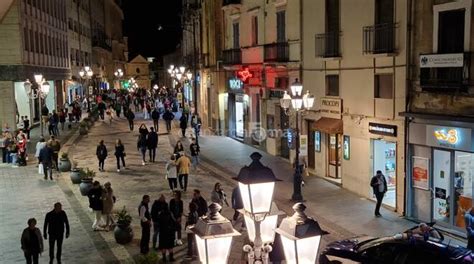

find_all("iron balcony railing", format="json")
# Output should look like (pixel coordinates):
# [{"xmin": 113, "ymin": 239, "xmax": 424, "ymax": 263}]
[
  {"xmin": 315, "ymin": 31, "xmax": 341, "ymax": 58},
  {"xmin": 363, "ymin": 22, "xmax": 397, "ymax": 54},
  {"xmin": 222, "ymin": 48, "xmax": 242, "ymax": 65},
  {"xmin": 264, "ymin": 42, "xmax": 289, "ymax": 62},
  {"xmin": 420, "ymin": 53, "xmax": 470, "ymax": 91}
]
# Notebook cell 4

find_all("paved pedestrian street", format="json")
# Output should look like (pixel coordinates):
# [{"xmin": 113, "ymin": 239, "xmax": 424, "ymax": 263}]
[{"xmin": 1, "ymin": 113, "xmax": 467, "ymax": 263}]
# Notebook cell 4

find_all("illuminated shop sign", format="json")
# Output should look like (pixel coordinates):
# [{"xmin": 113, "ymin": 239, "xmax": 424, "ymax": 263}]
[
  {"xmin": 237, "ymin": 68, "xmax": 253, "ymax": 83},
  {"xmin": 228, "ymin": 78, "xmax": 243, "ymax": 90},
  {"xmin": 368, "ymin": 123, "xmax": 397, "ymax": 137},
  {"xmin": 434, "ymin": 129, "xmax": 459, "ymax": 145},
  {"xmin": 426, "ymin": 125, "xmax": 471, "ymax": 150}
]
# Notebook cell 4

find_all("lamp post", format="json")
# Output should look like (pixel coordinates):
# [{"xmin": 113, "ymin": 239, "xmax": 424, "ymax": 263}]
[
  {"xmin": 190, "ymin": 203, "xmax": 240, "ymax": 264},
  {"xmin": 280, "ymin": 79, "xmax": 315, "ymax": 202},
  {"xmin": 24, "ymin": 74, "xmax": 50, "ymax": 137},
  {"xmin": 168, "ymin": 65, "xmax": 193, "ymax": 107},
  {"xmin": 79, "ymin": 66, "xmax": 94, "ymax": 111},
  {"xmin": 114, "ymin": 69, "xmax": 124, "ymax": 89},
  {"xmin": 275, "ymin": 203, "xmax": 324, "ymax": 264},
  {"xmin": 234, "ymin": 152, "xmax": 281, "ymax": 264}
]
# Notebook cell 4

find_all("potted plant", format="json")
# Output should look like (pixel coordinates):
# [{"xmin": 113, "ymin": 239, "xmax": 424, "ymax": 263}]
[
  {"xmin": 114, "ymin": 207, "xmax": 134, "ymax": 244},
  {"xmin": 136, "ymin": 251, "xmax": 159, "ymax": 264},
  {"xmin": 79, "ymin": 168, "xmax": 95, "ymax": 196},
  {"xmin": 70, "ymin": 167, "xmax": 83, "ymax": 184},
  {"xmin": 83, "ymin": 117, "xmax": 92, "ymax": 127},
  {"xmin": 58, "ymin": 152, "xmax": 72, "ymax": 172},
  {"xmin": 79, "ymin": 121, "xmax": 88, "ymax": 135}
]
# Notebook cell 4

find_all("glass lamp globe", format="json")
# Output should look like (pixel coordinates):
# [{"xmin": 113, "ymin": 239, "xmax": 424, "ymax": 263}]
[
  {"xmin": 302, "ymin": 91, "xmax": 315, "ymax": 109},
  {"xmin": 34, "ymin": 74, "xmax": 43, "ymax": 83},
  {"xmin": 290, "ymin": 78, "xmax": 303, "ymax": 97},
  {"xmin": 24, "ymin": 79, "xmax": 32, "ymax": 94},
  {"xmin": 280, "ymin": 91, "xmax": 292, "ymax": 110},
  {"xmin": 41, "ymin": 81, "xmax": 50, "ymax": 95},
  {"xmin": 179, "ymin": 66, "xmax": 186, "ymax": 73}
]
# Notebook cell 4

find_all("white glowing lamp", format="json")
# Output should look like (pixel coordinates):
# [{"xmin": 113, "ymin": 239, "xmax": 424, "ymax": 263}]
[
  {"xmin": 302, "ymin": 91, "xmax": 315, "ymax": 110},
  {"xmin": 280, "ymin": 91, "xmax": 291, "ymax": 110},
  {"xmin": 290, "ymin": 78, "xmax": 303, "ymax": 97},
  {"xmin": 244, "ymin": 202, "xmax": 284, "ymax": 244},
  {"xmin": 34, "ymin": 74, "xmax": 43, "ymax": 83},
  {"xmin": 179, "ymin": 66, "xmax": 186, "ymax": 73},
  {"xmin": 41, "ymin": 80, "xmax": 50, "ymax": 95}
]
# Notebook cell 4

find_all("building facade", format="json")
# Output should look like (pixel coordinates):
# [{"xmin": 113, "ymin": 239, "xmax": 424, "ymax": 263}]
[
  {"xmin": 126, "ymin": 55, "xmax": 150, "ymax": 89},
  {"xmin": 0, "ymin": 0, "xmax": 70, "ymax": 128},
  {"xmin": 404, "ymin": 0, "xmax": 474, "ymax": 235}
]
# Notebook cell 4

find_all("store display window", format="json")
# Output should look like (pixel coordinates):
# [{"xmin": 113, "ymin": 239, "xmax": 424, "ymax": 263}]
[{"xmin": 372, "ymin": 140, "xmax": 396, "ymax": 207}]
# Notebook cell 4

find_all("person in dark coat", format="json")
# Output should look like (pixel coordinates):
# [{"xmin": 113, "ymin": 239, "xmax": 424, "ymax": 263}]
[
  {"xmin": 158, "ymin": 206, "xmax": 176, "ymax": 261},
  {"xmin": 88, "ymin": 181, "xmax": 104, "ymax": 230},
  {"xmin": 151, "ymin": 195, "xmax": 168, "ymax": 249},
  {"xmin": 137, "ymin": 134, "xmax": 147, "ymax": 166},
  {"xmin": 370, "ymin": 170, "xmax": 388, "ymax": 217},
  {"xmin": 43, "ymin": 202, "xmax": 69, "ymax": 264},
  {"xmin": 169, "ymin": 191, "xmax": 184, "ymax": 245},
  {"xmin": 126, "ymin": 109, "xmax": 135, "ymax": 131},
  {"xmin": 96, "ymin": 140, "xmax": 107, "ymax": 171},
  {"xmin": 98, "ymin": 101, "xmax": 106, "ymax": 120},
  {"xmin": 138, "ymin": 124, "xmax": 149, "ymax": 137},
  {"xmin": 21, "ymin": 218, "xmax": 43, "ymax": 264},
  {"xmin": 179, "ymin": 114, "xmax": 188, "ymax": 138},
  {"xmin": 192, "ymin": 189, "xmax": 208, "ymax": 217},
  {"xmin": 173, "ymin": 140, "xmax": 184, "ymax": 159},
  {"xmin": 163, "ymin": 110, "xmax": 175, "ymax": 133},
  {"xmin": 139, "ymin": 195, "xmax": 152, "ymax": 254},
  {"xmin": 185, "ymin": 202, "xmax": 199, "ymax": 258},
  {"xmin": 231, "ymin": 186, "xmax": 244, "ymax": 226},
  {"xmin": 151, "ymin": 108, "xmax": 160, "ymax": 131},
  {"xmin": 146, "ymin": 127, "xmax": 158, "ymax": 162},
  {"xmin": 39, "ymin": 143, "xmax": 54, "ymax": 180},
  {"xmin": 114, "ymin": 139, "xmax": 126, "ymax": 172}
]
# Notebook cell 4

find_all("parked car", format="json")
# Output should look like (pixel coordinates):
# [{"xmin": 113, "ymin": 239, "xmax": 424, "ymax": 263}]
[{"xmin": 319, "ymin": 234, "xmax": 473, "ymax": 264}]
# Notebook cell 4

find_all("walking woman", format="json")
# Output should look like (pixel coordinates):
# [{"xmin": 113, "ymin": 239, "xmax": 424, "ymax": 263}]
[
  {"xmin": 102, "ymin": 182, "xmax": 115, "ymax": 230},
  {"xmin": 114, "ymin": 139, "xmax": 126, "ymax": 172},
  {"xmin": 96, "ymin": 140, "xmax": 107, "ymax": 172},
  {"xmin": 137, "ymin": 134, "xmax": 147, "ymax": 166},
  {"xmin": 126, "ymin": 109, "xmax": 135, "ymax": 131},
  {"xmin": 211, "ymin": 182, "xmax": 229, "ymax": 208},
  {"xmin": 173, "ymin": 140, "xmax": 184, "ymax": 158},
  {"xmin": 138, "ymin": 123, "xmax": 149, "ymax": 137},
  {"xmin": 166, "ymin": 155, "xmax": 178, "ymax": 191},
  {"xmin": 179, "ymin": 113, "xmax": 188, "ymax": 138},
  {"xmin": 169, "ymin": 191, "xmax": 184, "ymax": 245},
  {"xmin": 158, "ymin": 206, "xmax": 176, "ymax": 261},
  {"xmin": 35, "ymin": 137, "xmax": 46, "ymax": 165}
]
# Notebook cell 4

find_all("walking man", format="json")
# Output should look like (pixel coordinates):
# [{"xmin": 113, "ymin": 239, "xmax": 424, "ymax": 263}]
[
  {"xmin": 370, "ymin": 170, "xmax": 387, "ymax": 217},
  {"xmin": 126, "ymin": 109, "xmax": 135, "ymax": 131},
  {"xmin": 39, "ymin": 143, "xmax": 54, "ymax": 180},
  {"xmin": 179, "ymin": 113, "xmax": 188, "ymax": 138},
  {"xmin": 163, "ymin": 110, "xmax": 174, "ymax": 133},
  {"xmin": 147, "ymin": 127, "xmax": 158, "ymax": 163},
  {"xmin": 44, "ymin": 202, "xmax": 70, "ymax": 264},
  {"xmin": 88, "ymin": 181, "xmax": 104, "ymax": 230},
  {"xmin": 192, "ymin": 189, "xmax": 208, "ymax": 217},
  {"xmin": 151, "ymin": 107, "xmax": 160, "ymax": 132},
  {"xmin": 139, "ymin": 195, "xmax": 152, "ymax": 254},
  {"xmin": 176, "ymin": 152, "xmax": 191, "ymax": 192},
  {"xmin": 21, "ymin": 218, "xmax": 43, "ymax": 264},
  {"xmin": 190, "ymin": 138, "xmax": 200, "ymax": 170},
  {"xmin": 47, "ymin": 136, "xmax": 60, "ymax": 171}
]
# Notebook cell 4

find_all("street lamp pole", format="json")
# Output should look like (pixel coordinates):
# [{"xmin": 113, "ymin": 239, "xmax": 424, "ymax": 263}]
[
  {"xmin": 24, "ymin": 75, "xmax": 50, "ymax": 137},
  {"xmin": 192, "ymin": 16, "xmax": 198, "ymax": 114}
]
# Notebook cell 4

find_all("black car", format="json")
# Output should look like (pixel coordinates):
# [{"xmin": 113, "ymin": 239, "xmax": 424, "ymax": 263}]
[{"xmin": 320, "ymin": 235, "xmax": 474, "ymax": 264}]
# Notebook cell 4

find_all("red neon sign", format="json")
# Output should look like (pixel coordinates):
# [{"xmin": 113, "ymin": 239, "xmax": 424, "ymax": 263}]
[{"xmin": 237, "ymin": 68, "xmax": 253, "ymax": 83}]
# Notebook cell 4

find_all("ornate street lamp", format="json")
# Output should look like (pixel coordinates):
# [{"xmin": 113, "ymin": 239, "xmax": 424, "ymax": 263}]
[
  {"xmin": 24, "ymin": 75, "xmax": 50, "ymax": 137},
  {"xmin": 275, "ymin": 203, "xmax": 324, "ymax": 264},
  {"xmin": 280, "ymin": 78, "xmax": 315, "ymax": 202},
  {"xmin": 243, "ymin": 202, "xmax": 285, "ymax": 245},
  {"xmin": 235, "ymin": 152, "xmax": 281, "ymax": 263},
  {"xmin": 79, "ymin": 66, "xmax": 94, "ymax": 99},
  {"xmin": 186, "ymin": 71, "xmax": 193, "ymax": 80},
  {"xmin": 190, "ymin": 203, "xmax": 240, "ymax": 264},
  {"xmin": 153, "ymin": 84, "xmax": 159, "ymax": 90}
]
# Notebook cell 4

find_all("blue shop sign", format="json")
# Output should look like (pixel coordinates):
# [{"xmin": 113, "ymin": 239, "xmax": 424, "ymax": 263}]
[
  {"xmin": 228, "ymin": 77, "xmax": 244, "ymax": 91},
  {"xmin": 426, "ymin": 125, "xmax": 472, "ymax": 151}
]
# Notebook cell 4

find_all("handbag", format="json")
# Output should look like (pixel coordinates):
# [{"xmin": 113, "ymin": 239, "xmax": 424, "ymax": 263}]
[
  {"xmin": 123, "ymin": 152, "xmax": 126, "ymax": 157},
  {"xmin": 38, "ymin": 163, "xmax": 43, "ymax": 174}
]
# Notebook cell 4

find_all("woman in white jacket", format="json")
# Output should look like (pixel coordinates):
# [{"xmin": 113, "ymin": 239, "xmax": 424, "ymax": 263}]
[
  {"xmin": 35, "ymin": 137, "xmax": 46, "ymax": 165},
  {"xmin": 166, "ymin": 154, "xmax": 178, "ymax": 191}
]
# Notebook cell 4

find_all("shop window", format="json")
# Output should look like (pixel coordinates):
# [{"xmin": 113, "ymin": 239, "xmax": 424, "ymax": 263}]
[
  {"xmin": 325, "ymin": 75, "xmax": 339, "ymax": 96},
  {"xmin": 328, "ymin": 134, "xmax": 341, "ymax": 166},
  {"xmin": 233, "ymin": 22, "xmax": 240, "ymax": 49},
  {"xmin": 454, "ymin": 151, "xmax": 474, "ymax": 228},
  {"xmin": 24, "ymin": 27, "xmax": 29, "ymax": 51},
  {"xmin": 276, "ymin": 10, "xmax": 286, "ymax": 42},
  {"xmin": 251, "ymin": 16, "xmax": 258, "ymax": 46},
  {"xmin": 372, "ymin": 139, "xmax": 396, "ymax": 208},
  {"xmin": 375, "ymin": 74, "xmax": 393, "ymax": 99}
]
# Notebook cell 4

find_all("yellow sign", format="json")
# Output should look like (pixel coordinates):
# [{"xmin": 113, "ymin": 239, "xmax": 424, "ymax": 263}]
[{"xmin": 434, "ymin": 129, "xmax": 458, "ymax": 145}]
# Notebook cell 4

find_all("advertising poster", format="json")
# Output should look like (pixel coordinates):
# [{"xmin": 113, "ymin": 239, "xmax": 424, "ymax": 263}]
[
  {"xmin": 343, "ymin": 135, "xmax": 350, "ymax": 160},
  {"xmin": 314, "ymin": 131, "xmax": 321, "ymax": 152},
  {"xmin": 300, "ymin": 135, "xmax": 308, "ymax": 157},
  {"xmin": 412, "ymin": 156, "xmax": 429, "ymax": 190}
]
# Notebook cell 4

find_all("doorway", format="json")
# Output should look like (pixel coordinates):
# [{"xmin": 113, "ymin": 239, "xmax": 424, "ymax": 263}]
[
  {"xmin": 235, "ymin": 101, "xmax": 244, "ymax": 138},
  {"xmin": 307, "ymin": 122, "xmax": 315, "ymax": 169},
  {"xmin": 372, "ymin": 140, "xmax": 397, "ymax": 208},
  {"xmin": 280, "ymin": 109, "xmax": 290, "ymax": 159},
  {"xmin": 327, "ymin": 134, "xmax": 341, "ymax": 179}
]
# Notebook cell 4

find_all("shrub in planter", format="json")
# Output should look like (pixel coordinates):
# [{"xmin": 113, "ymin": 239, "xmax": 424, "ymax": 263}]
[
  {"xmin": 137, "ymin": 251, "xmax": 159, "ymax": 264},
  {"xmin": 79, "ymin": 168, "xmax": 95, "ymax": 196},
  {"xmin": 70, "ymin": 168, "xmax": 83, "ymax": 184},
  {"xmin": 79, "ymin": 122, "xmax": 88, "ymax": 135},
  {"xmin": 58, "ymin": 152, "xmax": 71, "ymax": 172},
  {"xmin": 114, "ymin": 207, "xmax": 134, "ymax": 244}
]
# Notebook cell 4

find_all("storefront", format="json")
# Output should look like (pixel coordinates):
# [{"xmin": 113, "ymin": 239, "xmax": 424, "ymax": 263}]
[
  {"xmin": 406, "ymin": 117, "xmax": 474, "ymax": 233},
  {"xmin": 227, "ymin": 77, "xmax": 246, "ymax": 139}
]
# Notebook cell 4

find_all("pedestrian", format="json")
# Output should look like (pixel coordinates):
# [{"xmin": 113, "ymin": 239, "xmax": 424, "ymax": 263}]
[
  {"xmin": 185, "ymin": 202, "xmax": 199, "ymax": 259},
  {"xmin": 166, "ymin": 155, "xmax": 178, "ymax": 191},
  {"xmin": 59, "ymin": 109, "xmax": 66, "ymax": 131},
  {"xmin": 176, "ymin": 152, "xmax": 191, "ymax": 192},
  {"xmin": 231, "ymin": 186, "xmax": 244, "ymax": 223},
  {"xmin": 169, "ymin": 191, "xmax": 184, "ymax": 245},
  {"xmin": 151, "ymin": 107, "xmax": 160, "ymax": 131},
  {"xmin": 466, "ymin": 207, "xmax": 474, "ymax": 250},
  {"xmin": 179, "ymin": 113, "xmax": 188, "ymax": 138},
  {"xmin": 370, "ymin": 170, "xmax": 387, "ymax": 217},
  {"xmin": 114, "ymin": 139, "xmax": 126, "ymax": 172},
  {"xmin": 138, "ymin": 123, "xmax": 149, "ymax": 137},
  {"xmin": 126, "ymin": 109, "xmax": 135, "ymax": 131},
  {"xmin": 44, "ymin": 202, "xmax": 69, "ymax": 264},
  {"xmin": 115, "ymin": 101, "xmax": 122, "ymax": 118},
  {"xmin": 88, "ymin": 181, "xmax": 104, "ymax": 231},
  {"xmin": 173, "ymin": 140, "xmax": 184, "ymax": 159},
  {"xmin": 24, "ymin": 115, "xmax": 30, "ymax": 139},
  {"xmin": 98, "ymin": 101, "xmax": 106, "ymax": 120},
  {"xmin": 106, "ymin": 105, "xmax": 113, "ymax": 124},
  {"xmin": 157, "ymin": 206, "xmax": 175, "ymax": 261},
  {"xmin": 137, "ymin": 134, "xmax": 147, "ymax": 166},
  {"xmin": 102, "ymin": 182, "xmax": 115, "ymax": 230},
  {"xmin": 192, "ymin": 189, "xmax": 208, "ymax": 217},
  {"xmin": 52, "ymin": 110, "xmax": 60, "ymax": 136},
  {"xmin": 41, "ymin": 104, "xmax": 50, "ymax": 128},
  {"xmin": 0, "ymin": 132, "xmax": 7, "ymax": 163},
  {"xmin": 163, "ymin": 110, "xmax": 174, "ymax": 133},
  {"xmin": 190, "ymin": 138, "xmax": 200, "ymax": 170},
  {"xmin": 48, "ymin": 114, "xmax": 55, "ymax": 136},
  {"xmin": 147, "ymin": 127, "xmax": 158, "ymax": 162},
  {"xmin": 191, "ymin": 113, "xmax": 202, "ymax": 139},
  {"xmin": 138, "ymin": 194, "xmax": 152, "ymax": 254},
  {"xmin": 211, "ymin": 182, "xmax": 229, "ymax": 208},
  {"xmin": 35, "ymin": 137, "xmax": 46, "ymax": 165},
  {"xmin": 47, "ymin": 136, "xmax": 60, "ymax": 171},
  {"xmin": 21, "ymin": 218, "xmax": 43, "ymax": 264},
  {"xmin": 96, "ymin": 140, "xmax": 107, "ymax": 172},
  {"xmin": 151, "ymin": 194, "xmax": 168, "ymax": 249},
  {"xmin": 39, "ymin": 143, "xmax": 53, "ymax": 180}
]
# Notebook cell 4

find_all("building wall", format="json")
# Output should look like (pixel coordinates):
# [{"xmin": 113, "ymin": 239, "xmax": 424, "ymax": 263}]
[
  {"xmin": 0, "ymin": 0, "xmax": 21, "ymax": 65},
  {"xmin": 67, "ymin": 0, "xmax": 92, "ymax": 79}
]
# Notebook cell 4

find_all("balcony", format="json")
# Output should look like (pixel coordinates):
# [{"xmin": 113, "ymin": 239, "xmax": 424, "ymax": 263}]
[
  {"xmin": 363, "ymin": 23, "xmax": 397, "ymax": 54},
  {"xmin": 222, "ymin": 48, "xmax": 242, "ymax": 65},
  {"xmin": 419, "ymin": 53, "xmax": 470, "ymax": 91},
  {"xmin": 315, "ymin": 31, "xmax": 341, "ymax": 58},
  {"xmin": 223, "ymin": 0, "xmax": 241, "ymax": 6},
  {"xmin": 264, "ymin": 42, "xmax": 289, "ymax": 62}
]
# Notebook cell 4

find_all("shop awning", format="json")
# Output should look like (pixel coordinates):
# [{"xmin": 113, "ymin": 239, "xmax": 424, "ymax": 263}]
[{"xmin": 312, "ymin": 117, "xmax": 343, "ymax": 134}]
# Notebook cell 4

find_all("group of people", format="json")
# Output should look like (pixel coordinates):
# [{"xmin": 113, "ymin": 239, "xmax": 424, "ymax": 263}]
[
  {"xmin": 87, "ymin": 181, "xmax": 116, "ymax": 231},
  {"xmin": 1, "ymin": 123, "xmax": 29, "ymax": 167},
  {"xmin": 36, "ymin": 136, "xmax": 61, "ymax": 180}
]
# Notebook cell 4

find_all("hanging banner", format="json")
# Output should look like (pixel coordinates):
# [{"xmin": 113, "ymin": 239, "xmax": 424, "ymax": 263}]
[
  {"xmin": 300, "ymin": 135, "xmax": 308, "ymax": 156},
  {"xmin": 412, "ymin": 156, "xmax": 429, "ymax": 190}
]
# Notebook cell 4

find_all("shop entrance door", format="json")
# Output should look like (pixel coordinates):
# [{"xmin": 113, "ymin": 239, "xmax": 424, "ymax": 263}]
[
  {"xmin": 307, "ymin": 124, "xmax": 315, "ymax": 169},
  {"xmin": 328, "ymin": 134, "xmax": 341, "ymax": 178},
  {"xmin": 432, "ymin": 149, "xmax": 452, "ymax": 226},
  {"xmin": 280, "ymin": 109, "xmax": 290, "ymax": 159},
  {"xmin": 372, "ymin": 140, "xmax": 396, "ymax": 208},
  {"xmin": 235, "ymin": 101, "xmax": 244, "ymax": 138}
]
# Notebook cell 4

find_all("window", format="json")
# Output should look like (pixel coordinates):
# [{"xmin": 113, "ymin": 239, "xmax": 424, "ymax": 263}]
[
  {"xmin": 251, "ymin": 16, "xmax": 258, "ymax": 46},
  {"xmin": 232, "ymin": 22, "xmax": 239, "ymax": 49},
  {"xmin": 68, "ymin": 18, "xmax": 73, "ymax": 30},
  {"xmin": 325, "ymin": 75, "xmax": 339, "ymax": 96},
  {"xmin": 40, "ymin": 33, "xmax": 44, "ymax": 54},
  {"xmin": 136, "ymin": 67, "xmax": 141, "ymax": 74},
  {"xmin": 375, "ymin": 0, "xmax": 394, "ymax": 25},
  {"xmin": 70, "ymin": 48, "xmax": 75, "ymax": 64},
  {"xmin": 24, "ymin": 27, "xmax": 29, "ymax": 51},
  {"xmin": 34, "ymin": 31, "xmax": 39, "ymax": 53},
  {"xmin": 374, "ymin": 74, "xmax": 393, "ymax": 99},
  {"xmin": 29, "ymin": 29, "xmax": 34, "ymax": 53},
  {"xmin": 326, "ymin": 0, "xmax": 339, "ymax": 32},
  {"xmin": 276, "ymin": 10, "xmax": 286, "ymax": 42}
]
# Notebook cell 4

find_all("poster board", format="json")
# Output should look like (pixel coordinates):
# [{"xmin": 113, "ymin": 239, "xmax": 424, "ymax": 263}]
[
  {"xmin": 412, "ymin": 156, "xmax": 429, "ymax": 190},
  {"xmin": 300, "ymin": 135, "xmax": 308, "ymax": 156}
]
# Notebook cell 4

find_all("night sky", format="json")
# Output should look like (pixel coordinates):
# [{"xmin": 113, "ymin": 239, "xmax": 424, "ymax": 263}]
[{"xmin": 122, "ymin": 0, "xmax": 182, "ymax": 59}]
